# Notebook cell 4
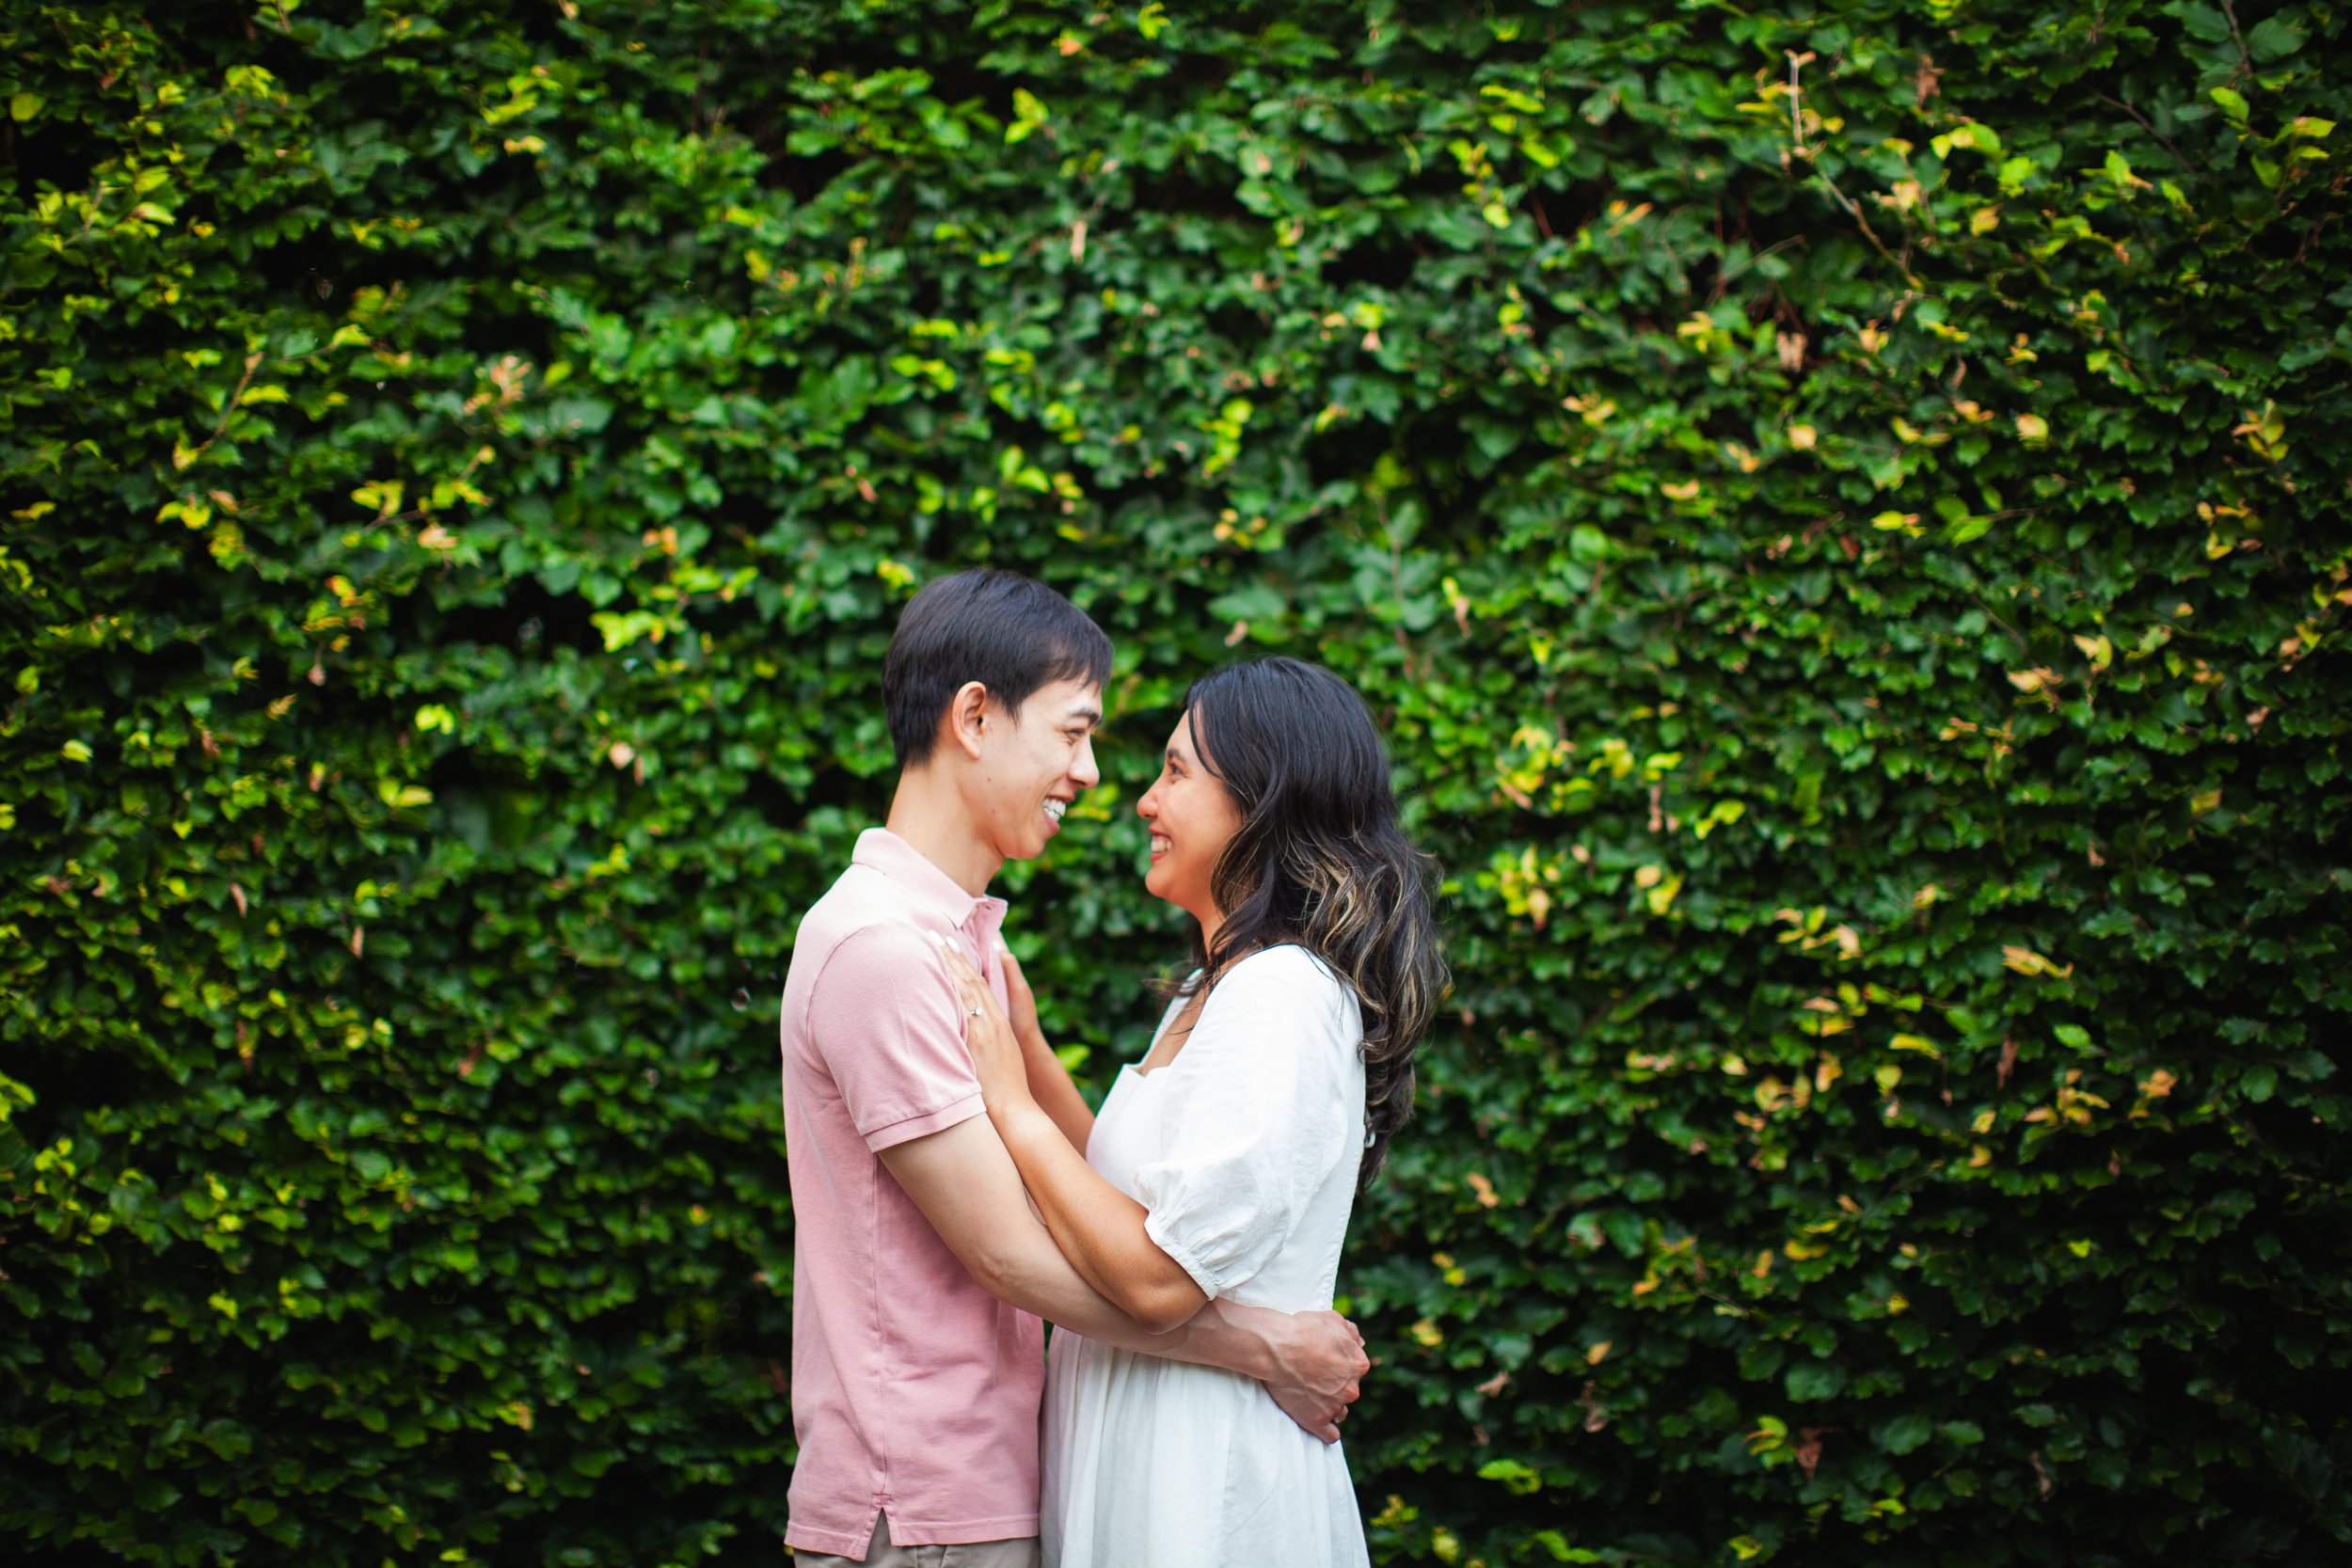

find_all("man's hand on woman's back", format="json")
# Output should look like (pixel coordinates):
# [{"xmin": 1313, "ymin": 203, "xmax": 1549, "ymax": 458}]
[{"xmin": 1253, "ymin": 1307, "xmax": 1368, "ymax": 1443}]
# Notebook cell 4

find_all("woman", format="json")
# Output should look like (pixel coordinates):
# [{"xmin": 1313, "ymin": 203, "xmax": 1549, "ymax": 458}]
[{"xmin": 943, "ymin": 656, "xmax": 1445, "ymax": 1568}]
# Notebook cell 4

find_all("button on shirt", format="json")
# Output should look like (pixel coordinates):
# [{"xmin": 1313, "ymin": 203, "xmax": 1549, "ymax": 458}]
[{"xmin": 780, "ymin": 828, "xmax": 1040, "ymax": 1558}]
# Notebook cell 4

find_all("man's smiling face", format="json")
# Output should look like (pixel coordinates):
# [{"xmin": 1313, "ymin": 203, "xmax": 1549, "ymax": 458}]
[{"xmin": 971, "ymin": 677, "xmax": 1104, "ymax": 863}]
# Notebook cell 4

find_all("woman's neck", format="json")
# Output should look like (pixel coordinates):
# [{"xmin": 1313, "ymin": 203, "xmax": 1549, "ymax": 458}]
[{"xmin": 1196, "ymin": 904, "xmax": 1227, "ymax": 960}]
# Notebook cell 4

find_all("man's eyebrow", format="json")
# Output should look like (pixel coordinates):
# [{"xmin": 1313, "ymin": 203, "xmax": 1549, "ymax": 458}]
[{"xmin": 1066, "ymin": 704, "xmax": 1104, "ymax": 726}]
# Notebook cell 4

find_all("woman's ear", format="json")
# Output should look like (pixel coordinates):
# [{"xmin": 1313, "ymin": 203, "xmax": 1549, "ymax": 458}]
[{"xmin": 946, "ymin": 679, "xmax": 992, "ymax": 761}]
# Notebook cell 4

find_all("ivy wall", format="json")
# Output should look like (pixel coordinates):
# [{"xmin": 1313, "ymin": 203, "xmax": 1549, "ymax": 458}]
[{"xmin": 4, "ymin": 1, "xmax": 2348, "ymax": 1564}]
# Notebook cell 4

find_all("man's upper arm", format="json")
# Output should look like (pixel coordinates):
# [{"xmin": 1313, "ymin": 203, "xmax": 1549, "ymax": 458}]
[
  {"xmin": 879, "ymin": 1115, "xmax": 1051, "ymax": 1295},
  {"xmin": 815, "ymin": 924, "xmax": 981, "ymax": 1152}
]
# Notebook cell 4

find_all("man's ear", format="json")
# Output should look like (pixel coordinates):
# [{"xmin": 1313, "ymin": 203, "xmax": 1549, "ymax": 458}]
[{"xmin": 944, "ymin": 680, "xmax": 992, "ymax": 761}]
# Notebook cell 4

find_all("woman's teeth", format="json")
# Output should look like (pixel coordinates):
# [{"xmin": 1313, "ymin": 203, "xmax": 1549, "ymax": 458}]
[{"xmin": 1149, "ymin": 834, "xmax": 1172, "ymax": 854}]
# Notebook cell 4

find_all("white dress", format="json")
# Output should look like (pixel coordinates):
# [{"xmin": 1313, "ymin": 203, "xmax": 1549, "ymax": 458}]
[{"xmin": 1041, "ymin": 944, "xmax": 1372, "ymax": 1568}]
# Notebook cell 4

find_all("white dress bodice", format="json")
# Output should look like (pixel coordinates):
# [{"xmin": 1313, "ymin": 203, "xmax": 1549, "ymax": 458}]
[{"xmin": 1041, "ymin": 945, "xmax": 1372, "ymax": 1568}]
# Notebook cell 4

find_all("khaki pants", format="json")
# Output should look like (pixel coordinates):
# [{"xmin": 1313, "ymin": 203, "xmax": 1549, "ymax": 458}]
[{"xmin": 791, "ymin": 1513, "xmax": 1041, "ymax": 1568}]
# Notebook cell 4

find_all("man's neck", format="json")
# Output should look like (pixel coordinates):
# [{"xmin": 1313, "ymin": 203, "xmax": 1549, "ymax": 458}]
[{"xmin": 883, "ymin": 768, "xmax": 1003, "ymax": 898}]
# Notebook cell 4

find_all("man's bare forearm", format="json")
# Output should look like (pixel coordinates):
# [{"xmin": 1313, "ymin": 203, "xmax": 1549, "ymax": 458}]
[
  {"xmin": 1110, "ymin": 1298, "xmax": 1297, "ymax": 1377},
  {"xmin": 880, "ymin": 1117, "xmax": 1356, "ymax": 1443},
  {"xmin": 880, "ymin": 1115, "xmax": 1267, "ymax": 1377},
  {"xmin": 981, "ymin": 1205, "xmax": 1277, "ymax": 1376}
]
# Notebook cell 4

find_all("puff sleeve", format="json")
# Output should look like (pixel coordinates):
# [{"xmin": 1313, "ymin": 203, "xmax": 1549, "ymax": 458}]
[{"xmin": 1132, "ymin": 946, "xmax": 1364, "ymax": 1299}]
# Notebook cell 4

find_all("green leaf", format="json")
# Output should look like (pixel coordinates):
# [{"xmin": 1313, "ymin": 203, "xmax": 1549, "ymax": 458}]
[
  {"xmin": 1476, "ymin": 1457, "xmax": 1544, "ymax": 1495},
  {"xmin": 1786, "ymin": 1361, "xmax": 1846, "ymax": 1402},
  {"xmin": 1878, "ymin": 1413, "xmax": 1935, "ymax": 1454},
  {"xmin": 1937, "ymin": 120, "xmax": 2002, "ymax": 158},
  {"xmin": 2176, "ymin": 4, "xmax": 2233, "ymax": 41},
  {"xmin": 2245, "ymin": 16, "xmax": 2305, "ymax": 62},
  {"xmin": 1006, "ymin": 87, "xmax": 1048, "ymax": 144}
]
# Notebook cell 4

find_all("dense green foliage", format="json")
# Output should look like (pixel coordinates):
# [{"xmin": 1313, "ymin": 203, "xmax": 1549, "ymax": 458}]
[{"xmin": 6, "ymin": 0, "xmax": 2349, "ymax": 1563}]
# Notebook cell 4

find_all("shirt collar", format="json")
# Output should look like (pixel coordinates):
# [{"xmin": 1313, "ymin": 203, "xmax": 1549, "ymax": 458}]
[{"xmin": 850, "ymin": 827, "xmax": 1008, "ymax": 935}]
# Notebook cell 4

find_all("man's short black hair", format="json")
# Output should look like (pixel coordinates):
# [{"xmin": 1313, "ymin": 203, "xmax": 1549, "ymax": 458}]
[{"xmin": 883, "ymin": 569, "xmax": 1114, "ymax": 768}]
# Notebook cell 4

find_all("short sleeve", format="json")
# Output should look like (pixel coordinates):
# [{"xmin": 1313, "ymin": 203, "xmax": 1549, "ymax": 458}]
[
  {"xmin": 808, "ymin": 923, "xmax": 983, "ymax": 1152},
  {"xmin": 1133, "ymin": 947, "xmax": 1362, "ymax": 1299}
]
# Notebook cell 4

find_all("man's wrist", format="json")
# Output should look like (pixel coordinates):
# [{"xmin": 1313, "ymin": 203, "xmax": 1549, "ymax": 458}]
[{"xmin": 1192, "ymin": 1298, "xmax": 1281, "ymax": 1382}]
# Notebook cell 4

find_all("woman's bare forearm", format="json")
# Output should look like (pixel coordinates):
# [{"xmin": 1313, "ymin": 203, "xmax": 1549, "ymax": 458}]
[
  {"xmin": 993, "ymin": 1101, "xmax": 1206, "ymax": 1332},
  {"xmin": 1019, "ymin": 1030, "xmax": 1095, "ymax": 1152}
]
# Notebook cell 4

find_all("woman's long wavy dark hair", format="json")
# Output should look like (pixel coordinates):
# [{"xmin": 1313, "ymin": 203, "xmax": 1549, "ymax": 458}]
[{"xmin": 1171, "ymin": 657, "xmax": 1446, "ymax": 1189}]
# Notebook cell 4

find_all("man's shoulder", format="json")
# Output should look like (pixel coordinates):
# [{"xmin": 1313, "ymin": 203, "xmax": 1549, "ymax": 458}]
[
  {"xmin": 793, "ymin": 873, "xmax": 940, "ymax": 980},
  {"xmin": 796, "ymin": 862, "xmax": 903, "ymax": 942},
  {"xmin": 820, "ymin": 913, "xmax": 942, "ymax": 975}
]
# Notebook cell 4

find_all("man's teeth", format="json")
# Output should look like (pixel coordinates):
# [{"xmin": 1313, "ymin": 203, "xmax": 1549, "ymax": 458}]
[{"xmin": 1043, "ymin": 799, "xmax": 1066, "ymax": 821}]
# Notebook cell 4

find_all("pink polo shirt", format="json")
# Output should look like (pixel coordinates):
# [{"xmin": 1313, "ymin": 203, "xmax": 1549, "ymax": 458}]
[{"xmin": 779, "ymin": 828, "xmax": 1041, "ymax": 1558}]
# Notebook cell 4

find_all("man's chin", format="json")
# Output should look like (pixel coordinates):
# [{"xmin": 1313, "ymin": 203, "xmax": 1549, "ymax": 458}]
[{"xmin": 1002, "ymin": 826, "xmax": 1057, "ymax": 862}]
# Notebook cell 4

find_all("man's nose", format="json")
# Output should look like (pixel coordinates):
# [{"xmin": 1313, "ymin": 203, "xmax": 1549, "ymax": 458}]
[{"xmin": 1071, "ymin": 736, "xmax": 1101, "ymax": 789}]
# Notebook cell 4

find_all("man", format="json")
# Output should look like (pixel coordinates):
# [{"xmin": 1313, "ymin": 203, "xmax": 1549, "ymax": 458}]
[{"xmin": 780, "ymin": 569, "xmax": 1368, "ymax": 1566}]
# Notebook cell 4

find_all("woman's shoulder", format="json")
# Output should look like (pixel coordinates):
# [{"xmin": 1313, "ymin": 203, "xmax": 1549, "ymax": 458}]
[
  {"xmin": 1226, "ymin": 942, "xmax": 1334, "ymax": 980},
  {"xmin": 1217, "ymin": 944, "xmax": 1357, "ymax": 1022}
]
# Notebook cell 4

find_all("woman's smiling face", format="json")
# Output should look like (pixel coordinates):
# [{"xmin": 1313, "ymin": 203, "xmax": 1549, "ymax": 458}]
[{"xmin": 1136, "ymin": 709, "xmax": 1245, "ymax": 927}]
